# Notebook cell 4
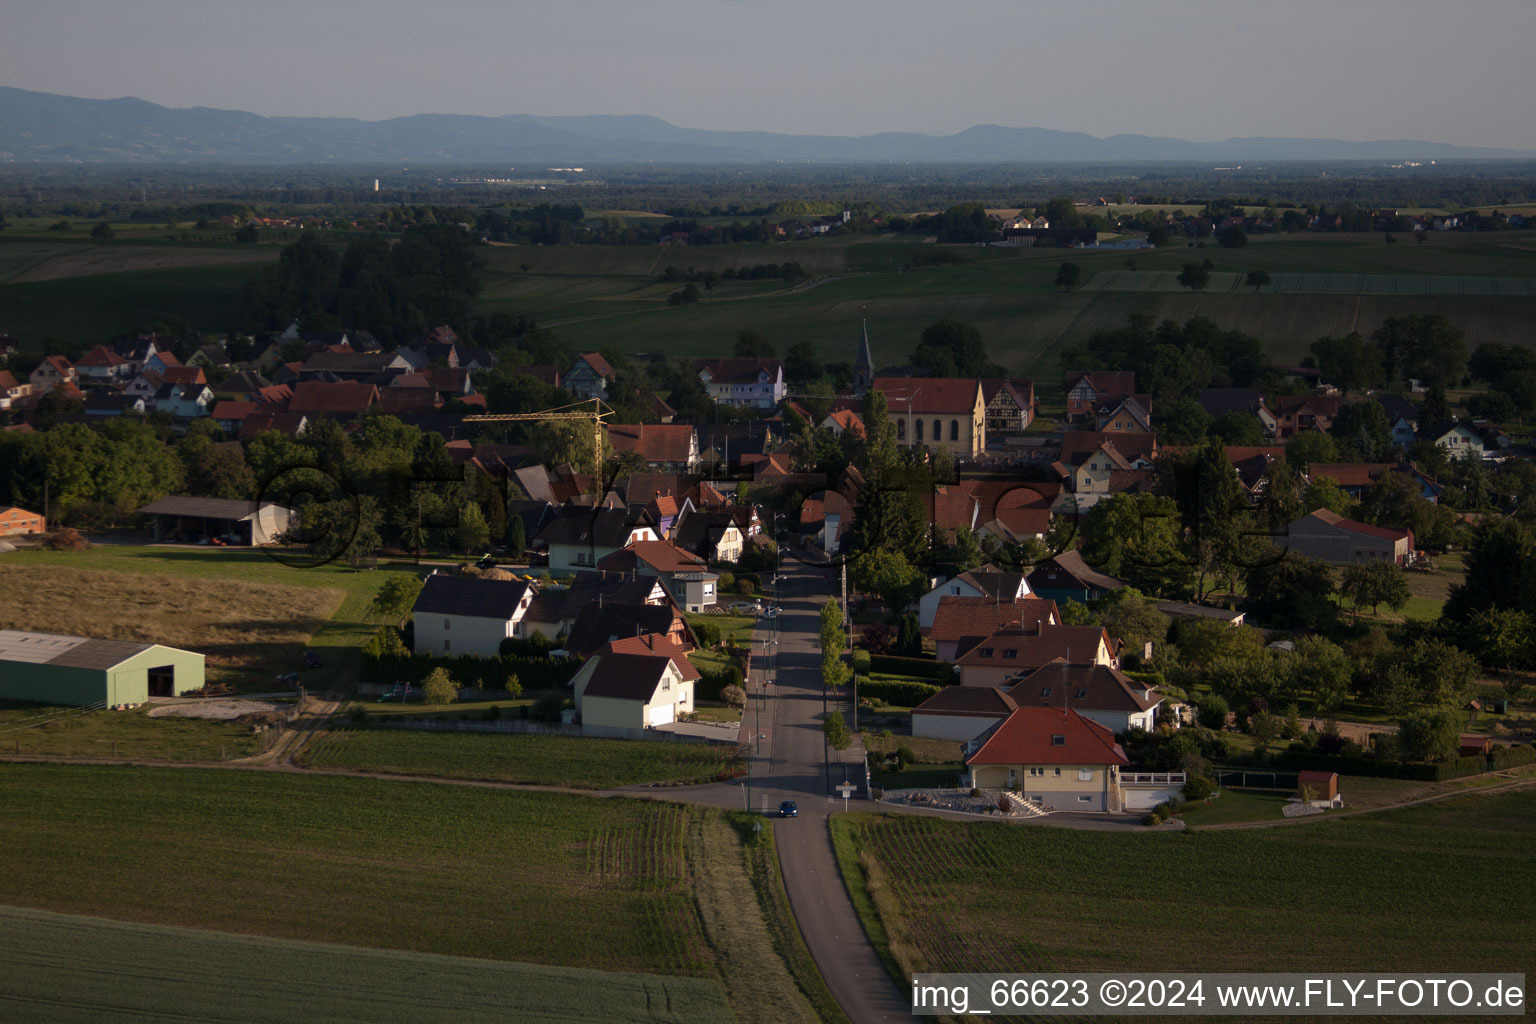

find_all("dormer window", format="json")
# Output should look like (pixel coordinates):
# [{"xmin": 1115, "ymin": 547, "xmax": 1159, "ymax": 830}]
[
  {"xmin": 1002, "ymin": 649, "xmax": 1017, "ymax": 659},
  {"xmin": 1076, "ymin": 689, "xmax": 1088, "ymax": 699},
  {"xmin": 1051, "ymin": 735, "xmax": 1066, "ymax": 745},
  {"xmin": 980, "ymin": 648, "xmax": 994, "ymax": 658},
  {"xmin": 1040, "ymin": 687, "xmax": 1052, "ymax": 698}
]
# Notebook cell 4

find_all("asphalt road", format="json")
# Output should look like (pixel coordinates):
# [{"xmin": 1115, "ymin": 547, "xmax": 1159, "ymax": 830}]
[{"xmin": 741, "ymin": 556, "xmax": 911, "ymax": 1024}]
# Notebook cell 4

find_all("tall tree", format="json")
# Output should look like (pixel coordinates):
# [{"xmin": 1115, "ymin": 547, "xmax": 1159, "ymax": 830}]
[{"xmin": 911, "ymin": 319, "xmax": 989, "ymax": 377}]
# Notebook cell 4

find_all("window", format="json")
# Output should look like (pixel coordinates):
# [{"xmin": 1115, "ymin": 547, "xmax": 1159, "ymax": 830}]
[
  {"xmin": 444, "ymin": 618, "xmax": 450, "ymax": 630},
  {"xmin": 1078, "ymin": 796, "xmax": 1092, "ymax": 803},
  {"xmin": 1051, "ymin": 734, "xmax": 1066, "ymax": 746},
  {"xmin": 932, "ymin": 419, "xmax": 941, "ymax": 442},
  {"xmin": 897, "ymin": 420, "xmax": 906, "ymax": 440},
  {"xmin": 915, "ymin": 419, "xmax": 923, "ymax": 442},
  {"xmin": 979, "ymin": 648, "xmax": 994, "ymax": 658},
  {"xmin": 1029, "ymin": 767, "xmax": 1045, "ymax": 777},
  {"xmin": 1040, "ymin": 687, "xmax": 1052, "ymax": 697},
  {"xmin": 950, "ymin": 585, "xmax": 960, "ymax": 594},
  {"xmin": 950, "ymin": 419, "xmax": 959, "ymax": 441},
  {"xmin": 1053, "ymin": 767, "xmax": 1062, "ymax": 777},
  {"xmin": 1078, "ymin": 768, "xmax": 1093, "ymax": 781},
  {"xmin": 1002, "ymin": 649, "xmax": 1017, "ymax": 659},
  {"xmin": 443, "ymin": 639, "xmax": 451, "ymax": 652},
  {"xmin": 1076, "ymin": 688, "xmax": 1088, "ymax": 699},
  {"xmin": 704, "ymin": 583, "xmax": 714, "ymax": 595},
  {"xmin": 662, "ymin": 677, "xmax": 670, "ymax": 690}
]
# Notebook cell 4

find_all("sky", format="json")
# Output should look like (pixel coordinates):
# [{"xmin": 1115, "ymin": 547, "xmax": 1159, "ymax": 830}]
[{"xmin": 4, "ymin": 0, "xmax": 1534, "ymax": 148}]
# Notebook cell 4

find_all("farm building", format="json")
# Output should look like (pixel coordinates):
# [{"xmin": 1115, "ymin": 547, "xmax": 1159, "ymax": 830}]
[
  {"xmin": 138, "ymin": 496, "xmax": 294, "ymax": 546},
  {"xmin": 1278, "ymin": 509, "xmax": 1414, "ymax": 565},
  {"xmin": 0, "ymin": 629, "xmax": 205, "ymax": 706}
]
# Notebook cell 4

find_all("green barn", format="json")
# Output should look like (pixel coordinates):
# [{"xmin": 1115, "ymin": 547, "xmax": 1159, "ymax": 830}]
[{"xmin": 0, "ymin": 630, "xmax": 205, "ymax": 707}]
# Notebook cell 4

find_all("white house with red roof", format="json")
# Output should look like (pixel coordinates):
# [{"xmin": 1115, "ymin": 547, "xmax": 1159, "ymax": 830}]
[
  {"xmin": 571, "ymin": 633, "xmax": 699, "ymax": 729},
  {"xmin": 566, "ymin": 352, "xmax": 615, "ymax": 400},
  {"xmin": 75, "ymin": 345, "xmax": 134, "ymax": 381},
  {"xmin": 965, "ymin": 706, "xmax": 1130, "ymax": 811},
  {"xmin": 1279, "ymin": 509, "xmax": 1414, "ymax": 565}
]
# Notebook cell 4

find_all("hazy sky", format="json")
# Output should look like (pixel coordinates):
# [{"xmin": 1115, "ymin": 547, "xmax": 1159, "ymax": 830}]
[{"xmin": 5, "ymin": 0, "xmax": 1533, "ymax": 146}]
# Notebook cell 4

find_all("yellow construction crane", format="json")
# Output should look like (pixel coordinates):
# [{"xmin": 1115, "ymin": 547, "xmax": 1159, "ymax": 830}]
[{"xmin": 462, "ymin": 397, "xmax": 611, "ymax": 473}]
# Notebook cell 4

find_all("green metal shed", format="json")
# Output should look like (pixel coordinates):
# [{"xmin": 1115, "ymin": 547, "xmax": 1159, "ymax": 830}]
[{"xmin": 0, "ymin": 630, "xmax": 205, "ymax": 707}]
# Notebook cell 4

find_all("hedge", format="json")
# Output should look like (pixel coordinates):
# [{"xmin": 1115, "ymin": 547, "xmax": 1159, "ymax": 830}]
[
  {"xmin": 1491, "ymin": 744, "xmax": 1536, "ymax": 770},
  {"xmin": 362, "ymin": 651, "xmax": 578, "ymax": 690},
  {"xmin": 696, "ymin": 664, "xmax": 743, "ymax": 703},
  {"xmin": 850, "ymin": 650, "xmax": 872, "ymax": 676},
  {"xmin": 1124, "ymin": 670, "xmax": 1165, "ymax": 688},
  {"xmin": 868, "ymin": 654, "xmax": 953, "ymax": 681},
  {"xmin": 858, "ymin": 676, "xmax": 942, "ymax": 707},
  {"xmin": 1271, "ymin": 749, "xmax": 1498, "ymax": 782}
]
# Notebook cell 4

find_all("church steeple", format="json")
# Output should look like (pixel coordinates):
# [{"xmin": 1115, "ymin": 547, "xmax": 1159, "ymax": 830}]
[{"xmin": 853, "ymin": 319, "xmax": 874, "ymax": 395}]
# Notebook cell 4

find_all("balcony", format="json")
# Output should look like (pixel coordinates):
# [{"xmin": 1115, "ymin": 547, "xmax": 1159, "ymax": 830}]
[{"xmin": 1120, "ymin": 771, "xmax": 1186, "ymax": 786}]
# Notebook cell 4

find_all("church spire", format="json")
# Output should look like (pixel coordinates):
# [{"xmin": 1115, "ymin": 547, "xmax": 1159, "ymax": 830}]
[{"xmin": 854, "ymin": 319, "xmax": 874, "ymax": 395}]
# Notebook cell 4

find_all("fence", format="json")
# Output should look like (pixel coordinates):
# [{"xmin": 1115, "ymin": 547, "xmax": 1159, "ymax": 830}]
[
  {"xmin": 1216, "ymin": 770, "xmax": 1300, "ymax": 791},
  {"xmin": 1122, "ymin": 772, "xmax": 1187, "ymax": 786},
  {"xmin": 369, "ymin": 717, "xmax": 741, "ymax": 746}
]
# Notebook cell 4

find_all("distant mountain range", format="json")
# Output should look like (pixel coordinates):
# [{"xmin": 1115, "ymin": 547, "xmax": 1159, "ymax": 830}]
[{"xmin": 1, "ymin": 87, "xmax": 1531, "ymax": 165}]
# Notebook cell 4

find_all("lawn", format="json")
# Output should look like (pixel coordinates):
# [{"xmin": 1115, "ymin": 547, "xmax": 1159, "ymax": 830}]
[
  {"xmin": 300, "ymin": 725, "xmax": 746, "ymax": 788},
  {"xmin": 0, "ymin": 764, "xmax": 819, "ymax": 1024},
  {"xmin": 0, "ymin": 702, "xmax": 270, "ymax": 761},
  {"xmin": 0, "ymin": 546, "xmax": 421, "ymax": 690},
  {"xmin": 0, "ymin": 905, "xmax": 734, "ymax": 1024},
  {"xmin": 0, "ymin": 564, "xmax": 342, "ymax": 687},
  {"xmin": 1178, "ymin": 787, "xmax": 1293, "ymax": 825},
  {"xmin": 870, "ymin": 762, "xmax": 965, "ymax": 790},
  {"xmin": 831, "ymin": 788, "xmax": 1536, "ymax": 982}
]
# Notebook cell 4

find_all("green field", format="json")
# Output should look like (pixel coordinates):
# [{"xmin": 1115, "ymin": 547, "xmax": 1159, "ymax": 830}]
[
  {"xmin": 301, "ymin": 725, "xmax": 746, "ymax": 788},
  {"xmin": 0, "ymin": 703, "xmax": 270, "ymax": 761},
  {"xmin": 0, "ymin": 764, "xmax": 826, "ymax": 1024},
  {"xmin": 0, "ymin": 904, "xmax": 733, "ymax": 1024},
  {"xmin": 1, "ymin": 546, "xmax": 419, "ymax": 690},
  {"xmin": 831, "ymin": 789, "xmax": 1536, "ymax": 979}
]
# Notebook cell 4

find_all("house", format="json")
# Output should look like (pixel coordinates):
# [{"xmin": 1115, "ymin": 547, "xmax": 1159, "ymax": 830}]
[
  {"xmin": 137, "ymin": 496, "xmax": 293, "ymax": 546},
  {"xmin": 211, "ymin": 400, "xmax": 263, "ymax": 433},
  {"xmin": 1198, "ymin": 388, "xmax": 1277, "ymax": 439},
  {"xmin": 566, "ymin": 353, "xmax": 615, "ymax": 400},
  {"xmin": 1026, "ymin": 550, "xmax": 1125, "ymax": 604},
  {"xmin": 1427, "ymin": 421, "xmax": 1485, "ymax": 461},
  {"xmin": 83, "ymin": 393, "xmax": 147, "ymax": 418},
  {"xmin": 695, "ymin": 358, "xmax": 786, "ymax": 409},
  {"xmin": 238, "ymin": 411, "xmax": 309, "ymax": 439},
  {"xmin": 1058, "ymin": 429, "xmax": 1157, "ymax": 476},
  {"xmin": 596, "ymin": 539, "xmax": 719, "ymax": 612},
  {"xmin": 1094, "ymin": 396, "xmax": 1153, "ymax": 436},
  {"xmin": 980, "ymin": 378, "xmax": 1036, "ymax": 438},
  {"xmin": 1297, "ymin": 770, "xmax": 1341, "ymax": 808},
  {"xmin": 670, "ymin": 509, "xmax": 745, "ymax": 564},
  {"xmin": 537, "ymin": 507, "xmax": 659, "ymax": 572},
  {"xmin": 964, "ymin": 707, "xmax": 1129, "ymax": 811},
  {"xmin": 927, "ymin": 596, "xmax": 1060, "ymax": 661},
  {"xmin": 187, "ymin": 343, "xmax": 231, "ymax": 370},
  {"xmin": 1278, "ymin": 509, "xmax": 1414, "ymax": 565},
  {"xmin": 0, "ymin": 505, "xmax": 45, "ymax": 536},
  {"xmin": 157, "ymin": 381, "xmax": 215, "ymax": 418},
  {"xmin": 821, "ymin": 408, "xmax": 864, "ymax": 439},
  {"xmin": 1063, "ymin": 439, "xmax": 1136, "ymax": 494},
  {"xmin": 520, "ymin": 572, "xmax": 672, "ymax": 639},
  {"xmin": 1269, "ymin": 395, "xmax": 1345, "ymax": 438},
  {"xmin": 298, "ymin": 350, "xmax": 413, "ymax": 382},
  {"xmin": 1458, "ymin": 734, "xmax": 1492, "ymax": 758},
  {"xmin": 125, "ymin": 371, "xmax": 166, "ymax": 402},
  {"xmin": 1374, "ymin": 394, "xmax": 1420, "ymax": 449},
  {"xmin": 571, "ymin": 634, "xmax": 698, "ymax": 730},
  {"xmin": 1006, "ymin": 662, "xmax": 1161, "ymax": 733},
  {"xmin": 0, "ymin": 371, "xmax": 32, "ymax": 410},
  {"xmin": 1154, "ymin": 602, "xmax": 1245, "ymax": 627},
  {"xmin": 143, "ymin": 350, "xmax": 183, "ymax": 376},
  {"xmin": 800, "ymin": 490, "xmax": 855, "ymax": 554},
  {"xmin": 874, "ymin": 377, "xmax": 987, "ymax": 457},
  {"xmin": 607, "ymin": 424, "xmax": 699, "ymax": 471},
  {"xmin": 564, "ymin": 601, "xmax": 693, "ymax": 659},
  {"xmin": 287, "ymin": 381, "xmax": 380, "ymax": 420},
  {"xmin": 410, "ymin": 573, "xmax": 537, "ymax": 657},
  {"xmin": 1064, "ymin": 371, "xmax": 1135, "ymax": 421},
  {"xmin": 955, "ymin": 624, "xmax": 1116, "ymax": 687},
  {"xmin": 75, "ymin": 345, "xmax": 134, "ymax": 381},
  {"xmin": 918, "ymin": 568, "xmax": 1034, "ymax": 630},
  {"xmin": 911, "ymin": 685, "xmax": 1018, "ymax": 742},
  {"xmin": 29, "ymin": 356, "xmax": 76, "ymax": 392},
  {"xmin": 1305, "ymin": 463, "xmax": 1442, "ymax": 504}
]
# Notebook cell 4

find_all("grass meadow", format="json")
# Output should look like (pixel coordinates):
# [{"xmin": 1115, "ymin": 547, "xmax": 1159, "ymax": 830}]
[
  {"xmin": 0, "ymin": 764, "xmax": 824, "ymax": 1024},
  {"xmin": 301, "ymin": 725, "xmax": 746, "ymax": 788},
  {"xmin": 0, "ymin": 546, "xmax": 419, "ymax": 689},
  {"xmin": 0, "ymin": 702, "xmax": 268, "ymax": 761},
  {"xmin": 831, "ymin": 789, "xmax": 1536, "ymax": 981}
]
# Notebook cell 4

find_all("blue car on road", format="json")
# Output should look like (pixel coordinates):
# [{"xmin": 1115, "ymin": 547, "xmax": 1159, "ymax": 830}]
[{"xmin": 779, "ymin": 800, "xmax": 798, "ymax": 818}]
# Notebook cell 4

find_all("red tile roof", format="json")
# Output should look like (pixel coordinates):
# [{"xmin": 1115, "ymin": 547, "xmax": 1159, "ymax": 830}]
[
  {"xmin": 211, "ymin": 400, "xmax": 260, "ymax": 422},
  {"xmin": 871, "ymin": 377, "xmax": 983, "ymax": 415},
  {"xmin": 966, "ymin": 707, "xmax": 1128, "ymax": 767},
  {"xmin": 912, "ymin": 685, "xmax": 1018, "ymax": 718},
  {"xmin": 288, "ymin": 381, "xmax": 379, "ymax": 416},
  {"xmin": 596, "ymin": 539, "xmax": 709, "ymax": 575},
  {"xmin": 824, "ymin": 408, "xmax": 865, "ymax": 437},
  {"xmin": 578, "ymin": 352, "xmax": 615, "ymax": 378},
  {"xmin": 77, "ymin": 345, "xmax": 130, "ymax": 368},
  {"xmin": 161, "ymin": 366, "xmax": 207, "ymax": 387},
  {"xmin": 607, "ymin": 424, "xmax": 694, "ymax": 464},
  {"xmin": 928, "ymin": 596, "xmax": 1059, "ymax": 645},
  {"xmin": 955, "ymin": 623, "xmax": 1113, "ymax": 671},
  {"xmin": 1307, "ymin": 463, "xmax": 1389, "ymax": 488},
  {"xmin": 605, "ymin": 633, "xmax": 700, "ymax": 678},
  {"xmin": 1306, "ymin": 509, "xmax": 1412, "ymax": 542}
]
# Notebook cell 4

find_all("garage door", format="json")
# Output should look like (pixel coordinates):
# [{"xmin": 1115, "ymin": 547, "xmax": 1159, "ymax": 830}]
[{"xmin": 647, "ymin": 702, "xmax": 675, "ymax": 727}]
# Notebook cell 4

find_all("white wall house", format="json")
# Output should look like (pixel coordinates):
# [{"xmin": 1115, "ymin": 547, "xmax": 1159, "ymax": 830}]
[
  {"xmin": 918, "ymin": 569, "xmax": 1032, "ymax": 630},
  {"xmin": 411, "ymin": 574, "xmax": 536, "ymax": 657},
  {"xmin": 571, "ymin": 634, "xmax": 698, "ymax": 730}
]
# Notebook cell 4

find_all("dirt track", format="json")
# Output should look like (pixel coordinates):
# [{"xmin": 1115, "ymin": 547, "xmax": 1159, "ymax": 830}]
[{"xmin": 13, "ymin": 246, "xmax": 275, "ymax": 282}]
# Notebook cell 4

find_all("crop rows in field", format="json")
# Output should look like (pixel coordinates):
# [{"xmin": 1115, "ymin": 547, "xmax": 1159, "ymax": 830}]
[
  {"xmin": 1082, "ymin": 270, "xmax": 1536, "ymax": 296},
  {"xmin": 0, "ymin": 905, "xmax": 734, "ymax": 1024},
  {"xmin": 300, "ymin": 725, "xmax": 745, "ymax": 788},
  {"xmin": 842, "ymin": 790, "xmax": 1536, "ymax": 978}
]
